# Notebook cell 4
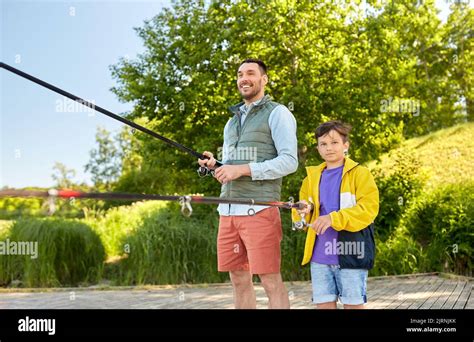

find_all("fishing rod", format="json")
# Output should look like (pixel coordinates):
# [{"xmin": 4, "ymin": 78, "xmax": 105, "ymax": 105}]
[
  {"xmin": 0, "ymin": 189, "xmax": 308, "ymax": 229},
  {"xmin": 0, "ymin": 62, "xmax": 221, "ymax": 176},
  {"xmin": 0, "ymin": 189, "xmax": 307, "ymax": 226}
]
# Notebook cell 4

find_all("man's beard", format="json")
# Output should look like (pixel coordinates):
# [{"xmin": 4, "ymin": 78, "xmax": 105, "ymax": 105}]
[{"xmin": 239, "ymin": 81, "xmax": 263, "ymax": 100}]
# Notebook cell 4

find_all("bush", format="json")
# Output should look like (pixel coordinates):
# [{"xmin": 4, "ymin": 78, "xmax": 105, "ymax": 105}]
[
  {"xmin": 402, "ymin": 182, "xmax": 474, "ymax": 277},
  {"xmin": 372, "ymin": 150, "xmax": 426, "ymax": 241},
  {"xmin": 0, "ymin": 218, "xmax": 105, "ymax": 287},
  {"xmin": 85, "ymin": 200, "xmax": 168, "ymax": 257},
  {"xmin": 114, "ymin": 203, "xmax": 227, "ymax": 285},
  {"xmin": 371, "ymin": 226, "xmax": 425, "ymax": 276}
]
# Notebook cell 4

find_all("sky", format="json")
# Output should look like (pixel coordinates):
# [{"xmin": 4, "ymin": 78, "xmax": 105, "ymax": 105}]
[
  {"xmin": 1, "ymin": 0, "xmax": 168, "ymax": 188},
  {"xmin": 0, "ymin": 0, "xmax": 462, "ymax": 188}
]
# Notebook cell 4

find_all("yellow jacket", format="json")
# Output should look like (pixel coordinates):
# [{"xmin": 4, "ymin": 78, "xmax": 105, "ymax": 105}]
[{"xmin": 292, "ymin": 157, "xmax": 379, "ymax": 266}]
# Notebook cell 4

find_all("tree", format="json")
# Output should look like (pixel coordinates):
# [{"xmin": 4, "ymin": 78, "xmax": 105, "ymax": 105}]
[
  {"xmin": 51, "ymin": 162, "xmax": 76, "ymax": 189},
  {"xmin": 84, "ymin": 127, "xmax": 122, "ymax": 191},
  {"xmin": 110, "ymin": 0, "xmax": 469, "ymax": 199},
  {"xmin": 444, "ymin": 3, "xmax": 473, "ymax": 122}
]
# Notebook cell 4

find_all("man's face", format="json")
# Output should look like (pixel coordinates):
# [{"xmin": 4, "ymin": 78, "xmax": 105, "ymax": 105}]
[
  {"xmin": 237, "ymin": 63, "xmax": 268, "ymax": 101},
  {"xmin": 316, "ymin": 130, "xmax": 349, "ymax": 163}
]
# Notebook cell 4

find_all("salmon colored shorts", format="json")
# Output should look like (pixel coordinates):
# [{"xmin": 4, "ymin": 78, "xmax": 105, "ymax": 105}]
[{"xmin": 217, "ymin": 207, "xmax": 282, "ymax": 275}]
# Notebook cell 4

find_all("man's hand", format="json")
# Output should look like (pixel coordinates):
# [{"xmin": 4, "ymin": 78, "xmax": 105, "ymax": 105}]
[
  {"xmin": 311, "ymin": 214, "xmax": 332, "ymax": 235},
  {"xmin": 198, "ymin": 151, "xmax": 217, "ymax": 170},
  {"xmin": 215, "ymin": 165, "xmax": 251, "ymax": 184}
]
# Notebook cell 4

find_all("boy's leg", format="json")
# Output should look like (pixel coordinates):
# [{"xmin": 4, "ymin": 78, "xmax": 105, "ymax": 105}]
[
  {"xmin": 343, "ymin": 304, "xmax": 365, "ymax": 309},
  {"xmin": 310, "ymin": 262, "xmax": 339, "ymax": 309},
  {"xmin": 259, "ymin": 272, "xmax": 290, "ymax": 309},
  {"xmin": 317, "ymin": 302, "xmax": 337, "ymax": 309},
  {"xmin": 229, "ymin": 270, "xmax": 256, "ymax": 309},
  {"xmin": 336, "ymin": 267, "xmax": 368, "ymax": 309}
]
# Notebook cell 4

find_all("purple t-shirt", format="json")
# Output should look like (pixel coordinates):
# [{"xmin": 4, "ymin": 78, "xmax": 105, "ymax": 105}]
[{"xmin": 311, "ymin": 165, "xmax": 344, "ymax": 265}]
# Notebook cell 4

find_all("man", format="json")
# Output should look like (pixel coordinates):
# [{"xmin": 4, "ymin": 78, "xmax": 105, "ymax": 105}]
[{"xmin": 198, "ymin": 58, "xmax": 298, "ymax": 309}]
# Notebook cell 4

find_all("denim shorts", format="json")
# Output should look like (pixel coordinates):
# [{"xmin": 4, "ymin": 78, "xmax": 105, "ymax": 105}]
[{"xmin": 310, "ymin": 262, "xmax": 368, "ymax": 305}]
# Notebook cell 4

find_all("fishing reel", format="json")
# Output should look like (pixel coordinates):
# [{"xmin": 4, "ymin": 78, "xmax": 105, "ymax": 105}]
[
  {"xmin": 197, "ymin": 166, "xmax": 215, "ymax": 178},
  {"xmin": 292, "ymin": 198, "xmax": 313, "ymax": 231},
  {"xmin": 292, "ymin": 219, "xmax": 307, "ymax": 231}
]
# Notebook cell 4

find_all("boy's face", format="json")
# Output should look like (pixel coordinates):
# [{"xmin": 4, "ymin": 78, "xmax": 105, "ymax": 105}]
[{"xmin": 316, "ymin": 130, "xmax": 349, "ymax": 163}]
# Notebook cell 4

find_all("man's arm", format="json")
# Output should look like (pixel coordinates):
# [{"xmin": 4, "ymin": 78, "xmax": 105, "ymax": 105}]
[
  {"xmin": 248, "ymin": 104, "xmax": 298, "ymax": 180},
  {"xmin": 214, "ymin": 105, "xmax": 298, "ymax": 184}
]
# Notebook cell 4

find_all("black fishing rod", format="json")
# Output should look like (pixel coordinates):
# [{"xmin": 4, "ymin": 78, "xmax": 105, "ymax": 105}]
[{"xmin": 0, "ymin": 62, "xmax": 221, "ymax": 175}]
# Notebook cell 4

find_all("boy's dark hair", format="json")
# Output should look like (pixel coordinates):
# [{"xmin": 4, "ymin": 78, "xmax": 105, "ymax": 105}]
[
  {"xmin": 315, "ymin": 120, "xmax": 352, "ymax": 143},
  {"xmin": 239, "ymin": 58, "xmax": 267, "ymax": 75}
]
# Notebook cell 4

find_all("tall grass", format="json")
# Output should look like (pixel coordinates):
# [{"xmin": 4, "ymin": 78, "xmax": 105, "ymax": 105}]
[
  {"xmin": 113, "ymin": 204, "xmax": 227, "ymax": 285},
  {"xmin": 85, "ymin": 200, "xmax": 167, "ymax": 257},
  {"xmin": 0, "ymin": 218, "xmax": 105, "ymax": 287}
]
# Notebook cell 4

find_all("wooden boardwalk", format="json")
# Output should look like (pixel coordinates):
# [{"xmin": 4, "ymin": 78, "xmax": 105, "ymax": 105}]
[{"xmin": 0, "ymin": 273, "xmax": 471, "ymax": 309}]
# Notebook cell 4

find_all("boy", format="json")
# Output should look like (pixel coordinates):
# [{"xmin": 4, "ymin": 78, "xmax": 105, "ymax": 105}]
[{"xmin": 292, "ymin": 120, "xmax": 379, "ymax": 309}]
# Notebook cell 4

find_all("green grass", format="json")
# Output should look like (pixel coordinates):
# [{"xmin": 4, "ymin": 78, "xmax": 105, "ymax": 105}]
[
  {"xmin": 0, "ymin": 218, "xmax": 105, "ymax": 287},
  {"xmin": 0, "ymin": 220, "xmax": 13, "ymax": 234},
  {"xmin": 368, "ymin": 122, "xmax": 474, "ymax": 190},
  {"xmin": 84, "ymin": 200, "xmax": 168, "ymax": 257},
  {"xmin": 369, "ymin": 122, "xmax": 474, "ymax": 277}
]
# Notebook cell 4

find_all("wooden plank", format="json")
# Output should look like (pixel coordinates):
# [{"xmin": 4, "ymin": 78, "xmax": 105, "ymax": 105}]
[
  {"xmin": 453, "ymin": 281, "xmax": 472, "ymax": 309},
  {"xmin": 367, "ymin": 277, "xmax": 404, "ymax": 301},
  {"xmin": 430, "ymin": 279, "xmax": 459, "ymax": 309},
  {"xmin": 407, "ymin": 277, "xmax": 445, "ymax": 309},
  {"xmin": 442, "ymin": 281, "xmax": 467, "ymax": 309},
  {"xmin": 396, "ymin": 276, "xmax": 441, "ymax": 309},
  {"xmin": 368, "ymin": 276, "xmax": 432, "ymax": 309},
  {"xmin": 465, "ymin": 283, "xmax": 474, "ymax": 309},
  {"xmin": 369, "ymin": 275, "xmax": 428, "ymax": 302},
  {"xmin": 419, "ymin": 278, "xmax": 453, "ymax": 309},
  {"xmin": 386, "ymin": 276, "xmax": 433, "ymax": 309}
]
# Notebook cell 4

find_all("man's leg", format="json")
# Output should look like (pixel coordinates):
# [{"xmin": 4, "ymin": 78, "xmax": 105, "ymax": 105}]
[
  {"xmin": 259, "ymin": 272, "xmax": 290, "ymax": 309},
  {"xmin": 230, "ymin": 270, "xmax": 256, "ymax": 309}
]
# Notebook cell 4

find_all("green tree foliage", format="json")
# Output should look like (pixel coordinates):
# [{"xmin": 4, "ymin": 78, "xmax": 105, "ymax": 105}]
[
  {"xmin": 110, "ymin": 0, "xmax": 472, "ymax": 199},
  {"xmin": 51, "ymin": 162, "xmax": 76, "ymax": 189},
  {"xmin": 84, "ymin": 127, "xmax": 123, "ymax": 191}
]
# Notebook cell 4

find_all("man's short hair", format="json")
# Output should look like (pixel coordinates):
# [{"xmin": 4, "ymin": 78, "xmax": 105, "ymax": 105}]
[
  {"xmin": 239, "ymin": 58, "xmax": 267, "ymax": 75},
  {"xmin": 315, "ymin": 120, "xmax": 352, "ymax": 143}
]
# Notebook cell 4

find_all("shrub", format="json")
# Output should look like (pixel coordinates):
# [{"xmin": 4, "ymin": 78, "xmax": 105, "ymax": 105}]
[
  {"xmin": 114, "ymin": 203, "xmax": 227, "ymax": 285},
  {"xmin": 371, "ymin": 226, "xmax": 425, "ymax": 276},
  {"xmin": 402, "ymin": 182, "xmax": 474, "ymax": 277},
  {"xmin": 0, "ymin": 218, "xmax": 105, "ymax": 287},
  {"xmin": 85, "ymin": 200, "xmax": 167, "ymax": 257},
  {"xmin": 372, "ymin": 150, "xmax": 426, "ymax": 241}
]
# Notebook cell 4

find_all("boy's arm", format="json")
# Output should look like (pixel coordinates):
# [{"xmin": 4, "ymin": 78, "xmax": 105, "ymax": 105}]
[
  {"xmin": 292, "ymin": 176, "xmax": 313, "ymax": 224},
  {"xmin": 329, "ymin": 168, "xmax": 379, "ymax": 232}
]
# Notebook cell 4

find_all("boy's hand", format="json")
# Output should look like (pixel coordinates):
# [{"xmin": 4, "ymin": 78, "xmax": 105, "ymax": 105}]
[
  {"xmin": 297, "ymin": 200, "xmax": 312, "ymax": 216},
  {"xmin": 311, "ymin": 214, "xmax": 332, "ymax": 235}
]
